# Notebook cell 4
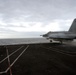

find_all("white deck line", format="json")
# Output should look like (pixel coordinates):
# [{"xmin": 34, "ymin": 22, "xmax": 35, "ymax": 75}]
[
  {"xmin": 5, "ymin": 45, "xmax": 29, "ymax": 73},
  {"xmin": 0, "ymin": 45, "xmax": 29, "ymax": 74},
  {"xmin": 0, "ymin": 71, "xmax": 6, "ymax": 74},
  {"xmin": 0, "ymin": 46, "xmax": 24, "ymax": 64},
  {"xmin": 41, "ymin": 46, "xmax": 75, "ymax": 56}
]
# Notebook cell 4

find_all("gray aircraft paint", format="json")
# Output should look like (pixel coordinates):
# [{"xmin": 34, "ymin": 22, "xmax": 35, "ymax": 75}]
[
  {"xmin": 42, "ymin": 19, "xmax": 76, "ymax": 42},
  {"xmin": 69, "ymin": 19, "xmax": 76, "ymax": 33}
]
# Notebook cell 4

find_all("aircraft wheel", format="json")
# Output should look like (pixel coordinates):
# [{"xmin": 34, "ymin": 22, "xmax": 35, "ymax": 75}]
[
  {"xmin": 60, "ymin": 40, "xmax": 62, "ymax": 44},
  {"xmin": 50, "ymin": 40, "xmax": 52, "ymax": 42}
]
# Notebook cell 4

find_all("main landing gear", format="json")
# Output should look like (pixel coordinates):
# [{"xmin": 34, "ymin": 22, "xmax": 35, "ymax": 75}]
[
  {"xmin": 60, "ymin": 40, "xmax": 62, "ymax": 44},
  {"xmin": 50, "ymin": 40, "xmax": 53, "ymax": 42}
]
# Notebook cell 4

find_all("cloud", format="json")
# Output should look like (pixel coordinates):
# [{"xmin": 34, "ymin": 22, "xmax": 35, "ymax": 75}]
[
  {"xmin": 0, "ymin": 19, "xmax": 72, "ymax": 32},
  {"xmin": 0, "ymin": 0, "xmax": 76, "ymax": 38},
  {"xmin": 0, "ymin": 0, "xmax": 76, "ymax": 22}
]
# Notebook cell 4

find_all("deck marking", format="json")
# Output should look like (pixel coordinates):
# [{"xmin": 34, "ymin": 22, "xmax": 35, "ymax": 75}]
[{"xmin": 0, "ymin": 46, "xmax": 24, "ymax": 64}]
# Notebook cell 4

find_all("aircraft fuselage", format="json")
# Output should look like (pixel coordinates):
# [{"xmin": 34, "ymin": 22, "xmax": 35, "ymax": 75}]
[
  {"xmin": 41, "ymin": 19, "xmax": 76, "ymax": 43},
  {"xmin": 43, "ymin": 31, "xmax": 76, "ymax": 42}
]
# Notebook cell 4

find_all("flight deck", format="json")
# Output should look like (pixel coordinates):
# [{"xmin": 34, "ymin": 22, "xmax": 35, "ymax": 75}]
[{"xmin": 0, "ymin": 38, "xmax": 76, "ymax": 75}]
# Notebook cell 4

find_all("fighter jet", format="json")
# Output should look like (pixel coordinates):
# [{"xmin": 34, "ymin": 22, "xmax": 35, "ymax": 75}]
[{"xmin": 41, "ymin": 19, "xmax": 76, "ymax": 43}]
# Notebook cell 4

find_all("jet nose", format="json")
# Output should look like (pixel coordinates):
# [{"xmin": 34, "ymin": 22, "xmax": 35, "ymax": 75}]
[
  {"xmin": 43, "ymin": 34, "xmax": 48, "ymax": 37},
  {"xmin": 40, "ymin": 34, "xmax": 48, "ymax": 37}
]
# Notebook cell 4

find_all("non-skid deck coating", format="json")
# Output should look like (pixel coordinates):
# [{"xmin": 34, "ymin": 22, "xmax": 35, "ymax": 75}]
[{"xmin": 0, "ymin": 43, "xmax": 76, "ymax": 75}]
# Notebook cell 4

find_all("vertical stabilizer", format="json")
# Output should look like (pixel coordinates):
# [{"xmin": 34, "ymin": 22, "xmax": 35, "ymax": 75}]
[{"xmin": 69, "ymin": 19, "xmax": 76, "ymax": 33}]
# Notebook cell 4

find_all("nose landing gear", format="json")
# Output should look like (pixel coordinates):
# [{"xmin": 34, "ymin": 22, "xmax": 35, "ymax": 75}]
[
  {"xmin": 60, "ymin": 40, "xmax": 62, "ymax": 44},
  {"xmin": 50, "ymin": 40, "xmax": 53, "ymax": 42}
]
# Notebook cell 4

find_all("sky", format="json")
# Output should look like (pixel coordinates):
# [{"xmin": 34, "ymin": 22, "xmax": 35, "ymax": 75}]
[{"xmin": 0, "ymin": 0, "xmax": 76, "ymax": 38}]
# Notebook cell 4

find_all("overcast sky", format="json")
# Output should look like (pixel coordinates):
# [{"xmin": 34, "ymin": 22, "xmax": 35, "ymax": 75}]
[{"xmin": 0, "ymin": 0, "xmax": 76, "ymax": 38}]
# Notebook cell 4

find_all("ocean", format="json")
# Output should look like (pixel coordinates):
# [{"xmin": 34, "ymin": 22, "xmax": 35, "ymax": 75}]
[{"xmin": 0, "ymin": 38, "xmax": 49, "ymax": 45}]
